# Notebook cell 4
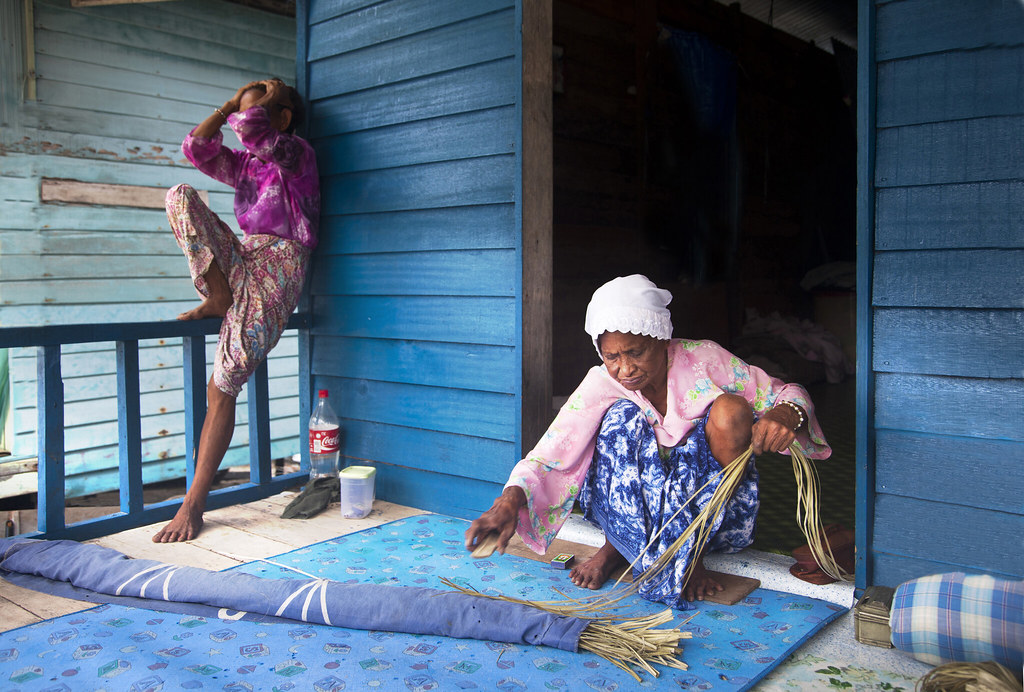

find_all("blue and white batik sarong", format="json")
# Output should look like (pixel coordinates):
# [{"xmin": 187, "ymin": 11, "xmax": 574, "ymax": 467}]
[{"xmin": 578, "ymin": 399, "xmax": 759, "ymax": 609}]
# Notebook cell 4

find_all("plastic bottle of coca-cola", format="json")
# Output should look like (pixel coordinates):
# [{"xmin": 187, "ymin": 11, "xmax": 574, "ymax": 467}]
[{"xmin": 308, "ymin": 389, "xmax": 340, "ymax": 479}]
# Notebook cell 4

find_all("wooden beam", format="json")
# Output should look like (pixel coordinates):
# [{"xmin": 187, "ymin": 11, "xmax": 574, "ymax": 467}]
[
  {"xmin": 41, "ymin": 178, "xmax": 209, "ymax": 209},
  {"xmin": 521, "ymin": 0, "xmax": 554, "ymax": 452}
]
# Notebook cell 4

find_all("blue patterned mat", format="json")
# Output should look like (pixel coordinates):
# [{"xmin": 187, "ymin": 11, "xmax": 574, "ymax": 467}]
[{"xmin": 0, "ymin": 514, "xmax": 845, "ymax": 690}]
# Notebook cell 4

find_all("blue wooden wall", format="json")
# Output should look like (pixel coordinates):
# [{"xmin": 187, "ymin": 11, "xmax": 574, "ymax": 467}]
[
  {"xmin": 0, "ymin": 0, "xmax": 301, "ymax": 498},
  {"xmin": 300, "ymin": 0, "xmax": 525, "ymax": 518},
  {"xmin": 864, "ymin": 0, "xmax": 1024, "ymax": 586}
]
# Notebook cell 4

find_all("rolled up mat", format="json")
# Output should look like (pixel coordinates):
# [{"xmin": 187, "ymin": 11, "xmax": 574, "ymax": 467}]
[{"xmin": 0, "ymin": 537, "xmax": 586, "ymax": 651}]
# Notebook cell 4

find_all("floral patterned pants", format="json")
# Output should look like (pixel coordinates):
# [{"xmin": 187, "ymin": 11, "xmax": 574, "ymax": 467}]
[
  {"xmin": 166, "ymin": 184, "xmax": 309, "ymax": 398},
  {"xmin": 578, "ymin": 399, "xmax": 760, "ymax": 608}
]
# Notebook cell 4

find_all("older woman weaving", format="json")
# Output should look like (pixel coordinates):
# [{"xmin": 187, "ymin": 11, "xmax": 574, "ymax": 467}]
[{"xmin": 465, "ymin": 275, "xmax": 831, "ymax": 609}]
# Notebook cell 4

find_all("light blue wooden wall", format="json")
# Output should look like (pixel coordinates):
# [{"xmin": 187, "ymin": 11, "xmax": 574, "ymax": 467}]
[
  {"xmin": 300, "ymin": 0, "xmax": 524, "ymax": 518},
  {"xmin": 0, "ymin": 0, "xmax": 301, "ymax": 498},
  {"xmin": 864, "ymin": 0, "xmax": 1024, "ymax": 586}
]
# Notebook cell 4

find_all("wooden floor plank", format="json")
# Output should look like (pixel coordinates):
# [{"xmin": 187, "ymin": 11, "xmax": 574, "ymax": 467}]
[{"xmin": 0, "ymin": 584, "xmax": 88, "ymax": 622}]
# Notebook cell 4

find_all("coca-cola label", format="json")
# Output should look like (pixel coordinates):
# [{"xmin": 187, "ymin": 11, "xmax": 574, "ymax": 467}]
[{"xmin": 309, "ymin": 427, "xmax": 340, "ymax": 454}]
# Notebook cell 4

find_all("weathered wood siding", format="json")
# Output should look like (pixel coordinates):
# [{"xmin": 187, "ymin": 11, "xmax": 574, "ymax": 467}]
[
  {"xmin": 0, "ymin": 0, "xmax": 301, "ymax": 498},
  {"xmin": 301, "ymin": 0, "xmax": 526, "ymax": 517},
  {"xmin": 867, "ymin": 0, "xmax": 1024, "ymax": 585}
]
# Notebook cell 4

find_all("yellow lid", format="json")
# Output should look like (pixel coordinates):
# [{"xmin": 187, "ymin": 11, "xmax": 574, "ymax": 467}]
[{"xmin": 339, "ymin": 465, "xmax": 376, "ymax": 479}]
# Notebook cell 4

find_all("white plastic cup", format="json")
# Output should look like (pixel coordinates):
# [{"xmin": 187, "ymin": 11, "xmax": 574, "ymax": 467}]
[{"xmin": 339, "ymin": 465, "xmax": 376, "ymax": 519}]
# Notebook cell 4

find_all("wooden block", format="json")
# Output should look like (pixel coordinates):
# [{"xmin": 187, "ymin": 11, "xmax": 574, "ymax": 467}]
[
  {"xmin": 470, "ymin": 532, "xmax": 501, "ymax": 558},
  {"xmin": 703, "ymin": 571, "xmax": 761, "ymax": 606}
]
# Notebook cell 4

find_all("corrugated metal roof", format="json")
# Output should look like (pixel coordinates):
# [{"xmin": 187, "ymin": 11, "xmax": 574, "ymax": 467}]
[{"xmin": 712, "ymin": 0, "xmax": 857, "ymax": 53}]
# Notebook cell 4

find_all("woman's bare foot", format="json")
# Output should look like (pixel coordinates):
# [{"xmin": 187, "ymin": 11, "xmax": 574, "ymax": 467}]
[
  {"xmin": 177, "ymin": 294, "xmax": 232, "ymax": 321},
  {"xmin": 153, "ymin": 503, "xmax": 205, "ymax": 543},
  {"xmin": 683, "ymin": 560, "xmax": 725, "ymax": 602},
  {"xmin": 570, "ymin": 540, "xmax": 629, "ymax": 590}
]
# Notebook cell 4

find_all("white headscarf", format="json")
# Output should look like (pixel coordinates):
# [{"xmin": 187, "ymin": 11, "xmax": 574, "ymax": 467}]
[{"xmin": 584, "ymin": 274, "xmax": 673, "ymax": 357}]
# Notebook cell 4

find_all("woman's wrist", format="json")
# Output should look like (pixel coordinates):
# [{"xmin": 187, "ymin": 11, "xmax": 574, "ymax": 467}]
[
  {"xmin": 498, "ymin": 485, "xmax": 527, "ymax": 511},
  {"xmin": 773, "ymin": 400, "xmax": 805, "ymax": 430}
]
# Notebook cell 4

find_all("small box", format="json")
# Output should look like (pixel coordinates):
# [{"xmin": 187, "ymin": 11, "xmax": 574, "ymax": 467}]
[
  {"xmin": 339, "ymin": 465, "xmax": 376, "ymax": 519},
  {"xmin": 549, "ymin": 553, "xmax": 574, "ymax": 569},
  {"xmin": 854, "ymin": 585, "xmax": 895, "ymax": 648}
]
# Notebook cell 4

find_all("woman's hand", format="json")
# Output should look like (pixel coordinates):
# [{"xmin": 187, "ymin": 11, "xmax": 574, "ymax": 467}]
[
  {"xmin": 750, "ymin": 404, "xmax": 803, "ymax": 454},
  {"xmin": 225, "ymin": 80, "xmax": 263, "ymax": 114},
  {"xmin": 464, "ymin": 486, "xmax": 525, "ymax": 555}
]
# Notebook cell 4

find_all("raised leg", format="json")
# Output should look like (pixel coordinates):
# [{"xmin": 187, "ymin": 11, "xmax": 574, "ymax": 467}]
[
  {"xmin": 684, "ymin": 392, "xmax": 756, "ymax": 599},
  {"xmin": 177, "ymin": 261, "xmax": 233, "ymax": 321},
  {"xmin": 153, "ymin": 376, "xmax": 236, "ymax": 542}
]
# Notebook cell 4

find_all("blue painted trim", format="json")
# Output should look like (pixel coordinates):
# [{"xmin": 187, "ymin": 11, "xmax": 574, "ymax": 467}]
[
  {"xmin": 117, "ymin": 340, "xmax": 144, "ymax": 515},
  {"xmin": 0, "ymin": 314, "xmax": 309, "ymax": 348},
  {"xmin": 37, "ymin": 345, "xmax": 65, "ymax": 534},
  {"xmin": 513, "ymin": 0, "xmax": 525, "ymax": 462},
  {"xmin": 855, "ymin": 0, "xmax": 877, "ymax": 592},
  {"xmin": 182, "ymin": 335, "xmax": 208, "ymax": 490},
  {"xmin": 247, "ymin": 360, "xmax": 272, "ymax": 484}
]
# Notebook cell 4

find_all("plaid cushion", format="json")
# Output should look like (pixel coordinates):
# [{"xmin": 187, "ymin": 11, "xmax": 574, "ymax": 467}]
[{"xmin": 890, "ymin": 572, "xmax": 1024, "ymax": 668}]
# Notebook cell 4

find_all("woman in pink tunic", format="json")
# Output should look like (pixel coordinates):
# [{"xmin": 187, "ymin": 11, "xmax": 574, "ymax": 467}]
[
  {"xmin": 465, "ymin": 275, "xmax": 831, "ymax": 608},
  {"xmin": 154, "ymin": 79, "xmax": 320, "ymax": 543}
]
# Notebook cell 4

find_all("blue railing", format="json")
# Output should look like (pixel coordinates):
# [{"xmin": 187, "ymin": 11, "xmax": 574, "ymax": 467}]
[{"xmin": 0, "ymin": 314, "xmax": 310, "ymax": 541}]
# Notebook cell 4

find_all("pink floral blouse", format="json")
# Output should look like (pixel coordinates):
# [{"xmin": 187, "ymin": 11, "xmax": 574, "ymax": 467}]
[
  {"xmin": 506, "ymin": 339, "xmax": 831, "ymax": 554},
  {"xmin": 182, "ymin": 106, "xmax": 320, "ymax": 248}
]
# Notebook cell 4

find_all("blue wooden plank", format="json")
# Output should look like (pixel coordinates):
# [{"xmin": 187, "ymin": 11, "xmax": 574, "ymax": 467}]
[
  {"xmin": 321, "ymin": 155, "xmax": 516, "ymax": 216},
  {"xmin": 875, "ymin": 116, "xmax": 1024, "ymax": 188},
  {"xmin": 312, "ymin": 337, "xmax": 516, "ymax": 394},
  {"xmin": 116, "ymin": 340, "xmax": 144, "ymax": 515},
  {"xmin": 182, "ymin": 335, "xmax": 208, "ymax": 489},
  {"xmin": 873, "ymin": 249, "xmax": 1024, "ymax": 308},
  {"xmin": 877, "ymin": 47, "xmax": 1024, "ymax": 128},
  {"xmin": 876, "ymin": 0, "xmax": 1024, "ymax": 62},
  {"xmin": 873, "ymin": 308, "xmax": 1024, "ymax": 377},
  {"xmin": 247, "ymin": 360, "xmax": 272, "ymax": 484},
  {"xmin": 318, "ymin": 205, "xmax": 515, "ymax": 255},
  {"xmin": 34, "ymin": 1, "xmax": 295, "ymax": 73},
  {"xmin": 312, "ymin": 295, "xmax": 515, "ymax": 345},
  {"xmin": 316, "ymin": 107, "xmax": 516, "ymax": 176},
  {"xmin": 312, "ymin": 250, "xmax": 517, "ymax": 297},
  {"xmin": 873, "ymin": 494, "xmax": 1023, "ymax": 578},
  {"xmin": 876, "ymin": 373, "xmax": 1024, "ymax": 441},
  {"xmin": 309, "ymin": 58, "xmax": 516, "ymax": 134},
  {"xmin": 340, "ymin": 419, "xmax": 515, "ymax": 485},
  {"xmin": 308, "ymin": 0, "xmax": 513, "ymax": 61},
  {"xmin": 308, "ymin": 9, "xmax": 515, "ymax": 96},
  {"xmin": 369, "ymin": 464, "xmax": 505, "ymax": 521},
  {"xmin": 0, "ymin": 315, "xmax": 308, "ymax": 348},
  {"xmin": 308, "ymin": 0, "xmax": 378, "ymax": 25},
  {"xmin": 876, "ymin": 182, "xmax": 1024, "ymax": 250},
  {"xmin": 876, "ymin": 430, "xmax": 1023, "ymax": 514},
  {"xmin": 874, "ymin": 552, "xmax": 1022, "ymax": 587},
  {"xmin": 318, "ymin": 376, "xmax": 516, "ymax": 442},
  {"xmin": 36, "ymin": 345, "xmax": 65, "ymax": 534}
]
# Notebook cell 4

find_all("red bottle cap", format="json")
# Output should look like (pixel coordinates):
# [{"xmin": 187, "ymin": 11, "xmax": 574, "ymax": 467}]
[{"xmin": 318, "ymin": 389, "xmax": 328, "ymax": 397}]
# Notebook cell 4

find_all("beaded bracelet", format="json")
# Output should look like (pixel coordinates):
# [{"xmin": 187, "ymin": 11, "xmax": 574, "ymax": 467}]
[
  {"xmin": 776, "ymin": 400, "xmax": 805, "ymax": 430},
  {"xmin": 214, "ymin": 107, "xmax": 228, "ymax": 120}
]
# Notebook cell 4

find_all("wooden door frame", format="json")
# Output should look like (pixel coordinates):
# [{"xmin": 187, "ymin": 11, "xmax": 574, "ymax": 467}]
[{"xmin": 521, "ymin": 0, "xmax": 554, "ymax": 451}]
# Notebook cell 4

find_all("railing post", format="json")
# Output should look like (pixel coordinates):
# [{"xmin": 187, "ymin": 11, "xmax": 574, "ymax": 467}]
[
  {"xmin": 36, "ymin": 345, "xmax": 65, "ymax": 534},
  {"xmin": 182, "ymin": 335, "xmax": 208, "ymax": 490},
  {"xmin": 247, "ymin": 360, "xmax": 272, "ymax": 484},
  {"xmin": 117, "ymin": 340, "xmax": 143, "ymax": 515}
]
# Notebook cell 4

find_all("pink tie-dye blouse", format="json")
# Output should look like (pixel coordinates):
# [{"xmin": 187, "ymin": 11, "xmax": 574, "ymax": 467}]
[
  {"xmin": 506, "ymin": 338, "xmax": 832, "ymax": 554},
  {"xmin": 182, "ymin": 106, "xmax": 320, "ymax": 248}
]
